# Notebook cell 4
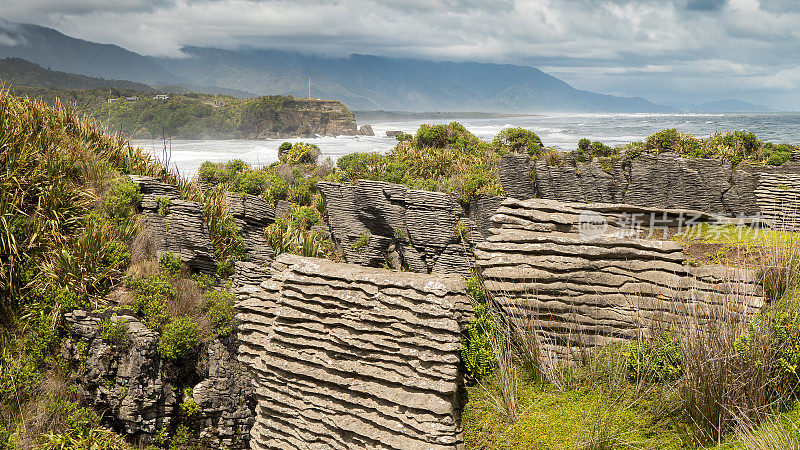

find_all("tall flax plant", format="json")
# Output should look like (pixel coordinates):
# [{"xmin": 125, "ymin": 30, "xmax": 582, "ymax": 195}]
[
  {"xmin": 203, "ymin": 184, "xmax": 247, "ymax": 273},
  {"xmin": 0, "ymin": 87, "xmax": 179, "ymax": 319}
]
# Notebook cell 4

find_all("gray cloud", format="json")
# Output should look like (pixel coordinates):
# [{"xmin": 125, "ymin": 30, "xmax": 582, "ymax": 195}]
[
  {"xmin": 2, "ymin": 0, "xmax": 799, "ymax": 109},
  {"xmin": 685, "ymin": 0, "xmax": 726, "ymax": 11}
]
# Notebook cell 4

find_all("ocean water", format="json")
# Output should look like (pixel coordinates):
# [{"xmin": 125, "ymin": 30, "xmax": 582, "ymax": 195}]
[{"xmin": 134, "ymin": 112, "xmax": 800, "ymax": 177}]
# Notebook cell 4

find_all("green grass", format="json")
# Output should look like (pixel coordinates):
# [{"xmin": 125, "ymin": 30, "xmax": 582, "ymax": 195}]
[
  {"xmin": 463, "ymin": 372, "xmax": 688, "ymax": 449},
  {"xmin": 463, "ymin": 365, "xmax": 800, "ymax": 449}
]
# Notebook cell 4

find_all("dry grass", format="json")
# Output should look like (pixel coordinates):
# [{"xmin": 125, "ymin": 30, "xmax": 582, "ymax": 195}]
[
  {"xmin": 171, "ymin": 278, "xmax": 212, "ymax": 340},
  {"xmin": 735, "ymin": 414, "xmax": 800, "ymax": 449},
  {"xmin": 129, "ymin": 227, "xmax": 156, "ymax": 266},
  {"xmin": 758, "ymin": 228, "xmax": 800, "ymax": 303}
]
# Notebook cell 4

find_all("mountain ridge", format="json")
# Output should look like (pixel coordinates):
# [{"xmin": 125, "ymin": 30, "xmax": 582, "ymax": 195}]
[{"xmin": 0, "ymin": 20, "xmax": 673, "ymax": 113}]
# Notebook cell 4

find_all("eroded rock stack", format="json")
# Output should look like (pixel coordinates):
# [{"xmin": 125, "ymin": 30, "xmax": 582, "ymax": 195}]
[
  {"xmin": 235, "ymin": 254, "xmax": 470, "ymax": 449},
  {"xmin": 62, "ymin": 310, "xmax": 254, "ymax": 447},
  {"xmin": 474, "ymin": 198, "xmax": 764, "ymax": 355},
  {"xmin": 500, "ymin": 153, "xmax": 800, "ymax": 218},
  {"xmin": 318, "ymin": 179, "xmax": 503, "ymax": 275},
  {"xmin": 130, "ymin": 175, "xmax": 216, "ymax": 273},
  {"xmin": 755, "ymin": 173, "xmax": 800, "ymax": 229},
  {"xmin": 225, "ymin": 192, "xmax": 276, "ymax": 265}
]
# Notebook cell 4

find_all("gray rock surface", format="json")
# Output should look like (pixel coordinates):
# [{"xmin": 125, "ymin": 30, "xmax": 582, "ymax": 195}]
[
  {"xmin": 234, "ymin": 254, "xmax": 470, "ymax": 449},
  {"xmin": 62, "ymin": 310, "xmax": 254, "ymax": 448},
  {"xmin": 499, "ymin": 155, "xmax": 535, "ymax": 199},
  {"xmin": 62, "ymin": 311, "xmax": 176, "ymax": 442},
  {"xmin": 130, "ymin": 175, "xmax": 217, "ymax": 273},
  {"xmin": 499, "ymin": 153, "xmax": 800, "ymax": 218},
  {"xmin": 319, "ymin": 180, "xmax": 500, "ymax": 275},
  {"xmin": 192, "ymin": 339, "xmax": 256, "ymax": 448},
  {"xmin": 474, "ymin": 198, "xmax": 764, "ymax": 357},
  {"xmin": 359, "ymin": 124, "xmax": 375, "ymax": 136},
  {"xmin": 225, "ymin": 192, "xmax": 276, "ymax": 265},
  {"xmin": 755, "ymin": 173, "xmax": 800, "ymax": 229}
]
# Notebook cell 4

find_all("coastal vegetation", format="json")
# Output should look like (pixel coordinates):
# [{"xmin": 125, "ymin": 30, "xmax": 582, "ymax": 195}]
[
  {"xmin": 11, "ymin": 83, "xmax": 352, "ymax": 140},
  {"xmin": 11, "ymin": 86, "xmax": 247, "ymax": 139},
  {"xmin": 0, "ymin": 88, "xmax": 248, "ymax": 447}
]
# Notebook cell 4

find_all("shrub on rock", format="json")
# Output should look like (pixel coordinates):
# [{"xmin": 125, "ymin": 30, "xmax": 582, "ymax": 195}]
[
  {"xmin": 157, "ymin": 316, "xmax": 202, "ymax": 361},
  {"xmin": 492, "ymin": 127, "xmax": 544, "ymax": 157}
]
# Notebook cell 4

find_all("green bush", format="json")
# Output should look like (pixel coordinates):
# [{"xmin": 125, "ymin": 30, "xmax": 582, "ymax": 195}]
[
  {"xmin": 0, "ymin": 356, "xmax": 42, "ymax": 404},
  {"xmin": 103, "ymin": 240, "xmax": 130, "ymax": 268},
  {"xmin": 197, "ymin": 161, "xmax": 218, "ymax": 183},
  {"xmin": 155, "ymin": 195, "xmax": 171, "ymax": 216},
  {"xmin": 461, "ymin": 276, "xmax": 496, "ymax": 380},
  {"xmin": 23, "ymin": 310, "xmax": 59, "ymax": 366},
  {"xmin": 264, "ymin": 216, "xmax": 337, "ymax": 259},
  {"xmin": 415, "ymin": 122, "xmax": 476, "ymax": 149},
  {"xmin": 735, "ymin": 309, "xmax": 800, "ymax": 400},
  {"xmin": 353, "ymin": 232, "xmax": 370, "ymax": 253},
  {"xmin": 644, "ymin": 128, "xmax": 681, "ymax": 152},
  {"xmin": 278, "ymin": 141, "xmax": 293, "ymax": 157},
  {"xmin": 206, "ymin": 290, "xmax": 237, "ymax": 337},
  {"xmin": 159, "ymin": 252, "xmax": 182, "ymax": 276},
  {"xmin": 279, "ymin": 142, "xmax": 320, "ymax": 165},
  {"xmin": 763, "ymin": 143, "xmax": 793, "ymax": 166},
  {"xmin": 590, "ymin": 141, "xmax": 615, "ymax": 157},
  {"xmin": 98, "ymin": 317, "xmax": 131, "ymax": 349},
  {"xmin": 104, "ymin": 178, "xmax": 141, "ymax": 224},
  {"xmin": 289, "ymin": 205, "xmax": 320, "ymax": 230},
  {"xmin": 625, "ymin": 332, "xmax": 683, "ymax": 382},
  {"xmin": 288, "ymin": 178, "xmax": 314, "ymax": 205},
  {"xmin": 157, "ymin": 316, "xmax": 202, "ymax": 361},
  {"xmin": 180, "ymin": 387, "xmax": 200, "ymax": 417},
  {"xmin": 266, "ymin": 177, "xmax": 288, "ymax": 202},
  {"xmin": 492, "ymin": 127, "xmax": 543, "ymax": 157},
  {"xmin": 127, "ymin": 275, "xmax": 174, "ymax": 331}
]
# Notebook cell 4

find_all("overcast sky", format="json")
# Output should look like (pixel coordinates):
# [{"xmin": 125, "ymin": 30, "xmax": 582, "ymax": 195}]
[{"xmin": 4, "ymin": 0, "xmax": 800, "ymax": 109}]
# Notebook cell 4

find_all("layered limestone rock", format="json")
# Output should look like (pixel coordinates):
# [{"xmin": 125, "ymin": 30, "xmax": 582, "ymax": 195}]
[
  {"xmin": 318, "ymin": 180, "xmax": 503, "ymax": 275},
  {"xmin": 224, "ymin": 192, "xmax": 276, "ymax": 265},
  {"xmin": 244, "ymin": 98, "xmax": 358, "ymax": 138},
  {"xmin": 62, "ymin": 310, "xmax": 175, "ymax": 440},
  {"xmin": 499, "ymin": 155, "xmax": 535, "ymax": 199},
  {"xmin": 755, "ymin": 173, "xmax": 800, "ymax": 229},
  {"xmin": 130, "ymin": 175, "xmax": 216, "ymax": 273},
  {"xmin": 62, "ymin": 311, "xmax": 254, "ymax": 447},
  {"xmin": 235, "ymin": 255, "xmax": 470, "ymax": 449},
  {"xmin": 474, "ymin": 198, "xmax": 764, "ymax": 355},
  {"xmin": 501, "ymin": 153, "xmax": 800, "ymax": 218}
]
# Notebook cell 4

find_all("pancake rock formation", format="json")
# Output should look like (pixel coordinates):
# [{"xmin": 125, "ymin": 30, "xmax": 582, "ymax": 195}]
[
  {"xmin": 235, "ymin": 254, "xmax": 471, "ymax": 449},
  {"xmin": 474, "ymin": 198, "xmax": 764, "ymax": 357}
]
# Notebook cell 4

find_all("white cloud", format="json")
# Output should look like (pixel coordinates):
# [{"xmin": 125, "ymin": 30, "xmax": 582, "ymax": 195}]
[{"xmin": 2, "ymin": 0, "xmax": 799, "ymax": 107}]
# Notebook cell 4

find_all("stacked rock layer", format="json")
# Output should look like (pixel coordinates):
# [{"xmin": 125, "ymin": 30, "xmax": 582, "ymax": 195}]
[
  {"xmin": 318, "ymin": 180, "xmax": 503, "ymax": 275},
  {"xmin": 755, "ymin": 173, "xmax": 800, "ymax": 229},
  {"xmin": 62, "ymin": 310, "xmax": 254, "ymax": 447},
  {"xmin": 474, "ymin": 198, "xmax": 764, "ymax": 356},
  {"xmin": 500, "ymin": 152, "xmax": 800, "ymax": 218},
  {"xmin": 235, "ymin": 254, "xmax": 470, "ymax": 449},
  {"xmin": 129, "ymin": 175, "xmax": 217, "ymax": 273}
]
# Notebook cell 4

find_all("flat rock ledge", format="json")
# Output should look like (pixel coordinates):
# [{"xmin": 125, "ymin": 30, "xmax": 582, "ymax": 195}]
[{"xmin": 234, "ymin": 254, "xmax": 471, "ymax": 449}]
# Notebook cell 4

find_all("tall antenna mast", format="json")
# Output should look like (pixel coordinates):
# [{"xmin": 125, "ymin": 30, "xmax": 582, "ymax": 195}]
[{"xmin": 308, "ymin": 77, "xmax": 311, "ymax": 99}]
